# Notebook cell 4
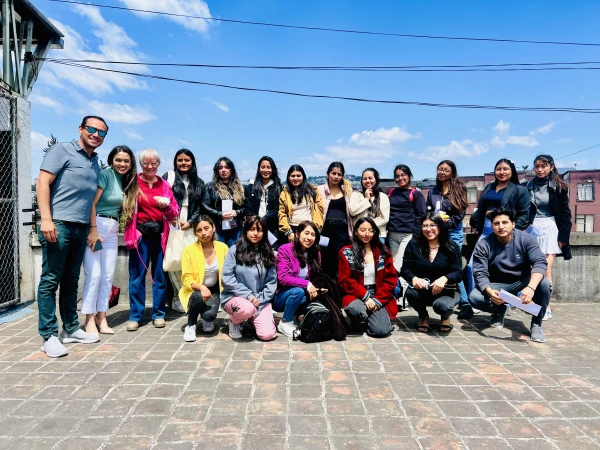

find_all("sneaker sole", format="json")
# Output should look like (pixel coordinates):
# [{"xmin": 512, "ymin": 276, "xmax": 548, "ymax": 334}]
[
  {"xmin": 183, "ymin": 336, "xmax": 197, "ymax": 342},
  {"xmin": 61, "ymin": 337, "xmax": 100, "ymax": 344},
  {"xmin": 531, "ymin": 336, "xmax": 547, "ymax": 343},
  {"xmin": 229, "ymin": 333, "xmax": 242, "ymax": 339},
  {"xmin": 40, "ymin": 345, "xmax": 68, "ymax": 358}
]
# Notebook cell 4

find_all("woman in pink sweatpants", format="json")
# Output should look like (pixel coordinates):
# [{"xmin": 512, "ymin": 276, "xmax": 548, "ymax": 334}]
[{"xmin": 220, "ymin": 216, "xmax": 277, "ymax": 341}]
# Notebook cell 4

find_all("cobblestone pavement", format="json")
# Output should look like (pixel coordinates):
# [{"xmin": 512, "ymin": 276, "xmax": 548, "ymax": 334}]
[{"xmin": 0, "ymin": 303, "xmax": 599, "ymax": 450}]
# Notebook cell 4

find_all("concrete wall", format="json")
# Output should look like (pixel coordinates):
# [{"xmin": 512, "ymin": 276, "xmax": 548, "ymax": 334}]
[{"xmin": 29, "ymin": 232, "xmax": 600, "ymax": 303}]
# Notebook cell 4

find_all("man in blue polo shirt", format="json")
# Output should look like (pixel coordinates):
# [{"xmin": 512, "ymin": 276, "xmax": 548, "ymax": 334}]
[{"xmin": 36, "ymin": 116, "xmax": 108, "ymax": 357}]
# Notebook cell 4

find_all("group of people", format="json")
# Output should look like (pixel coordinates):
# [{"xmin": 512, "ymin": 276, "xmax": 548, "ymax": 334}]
[{"xmin": 35, "ymin": 115, "xmax": 572, "ymax": 358}]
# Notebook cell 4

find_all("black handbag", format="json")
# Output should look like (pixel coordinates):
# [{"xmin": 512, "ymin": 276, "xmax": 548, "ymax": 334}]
[
  {"xmin": 137, "ymin": 221, "xmax": 163, "ymax": 236},
  {"xmin": 293, "ymin": 302, "xmax": 334, "ymax": 343}
]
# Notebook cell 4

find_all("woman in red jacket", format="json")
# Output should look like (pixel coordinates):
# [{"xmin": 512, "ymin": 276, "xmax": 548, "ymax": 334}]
[{"xmin": 338, "ymin": 217, "xmax": 397, "ymax": 337}]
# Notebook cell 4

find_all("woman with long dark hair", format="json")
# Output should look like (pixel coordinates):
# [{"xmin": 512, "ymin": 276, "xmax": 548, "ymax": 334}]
[
  {"xmin": 272, "ymin": 220, "xmax": 322, "ymax": 337},
  {"xmin": 387, "ymin": 164, "xmax": 427, "ymax": 273},
  {"xmin": 180, "ymin": 215, "xmax": 229, "ymax": 342},
  {"xmin": 426, "ymin": 160, "xmax": 468, "ymax": 306},
  {"xmin": 525, "ymin": 154, "xmax": 572, "ymax": 320},
  {"xmin": 278, "ymin": 164, "xmax": 324, "ymax": 243},
  {"xmin": 163, "ymin": 149, "xmax": 205, "ymax": 312},
  {"xmin": 201, "ymin": 157, "xmax": 245, "ymax": 246},
  {"xmin": 401, "ymin": 213, "xmax": 463, "ymax": 333},
  {"xmin": 83, "ymin": 145, "xmax": 138, "ymax": 335},
  {"xmin": 338, "ymin": 218, "xmax": 397, "ymax": 337},
  {"xmin": 244, "ymin": 156, "xmax": 282, "ymax": 239},
  {"xmin": 318, "ymin": 162, "xmax": 353, "ymax": 280},
  {"xmin": 220, "ymin": 216, "xmax": 277, "ymax": 341},
  {"xmin": 461, "ymin": 158, "xmax": 530, "ymax": 319},
  {"xmin": 349, "ymin": 167, "xmax": 390, "ymax": 242}
]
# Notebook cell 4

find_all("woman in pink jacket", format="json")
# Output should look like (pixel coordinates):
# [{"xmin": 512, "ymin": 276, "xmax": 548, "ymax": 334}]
[
  {"xmin": 272, "ymin": 220, "xmax": 322, "ymax": 337},
  {"xmin": 124, "ymin": 148, "xmax": 179, "ymax": 332}
]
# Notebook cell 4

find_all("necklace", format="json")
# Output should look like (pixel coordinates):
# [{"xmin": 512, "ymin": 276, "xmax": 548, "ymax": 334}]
[{"xmin": 428, "ymin": 244, "xmax": 440, "ymax": 249}]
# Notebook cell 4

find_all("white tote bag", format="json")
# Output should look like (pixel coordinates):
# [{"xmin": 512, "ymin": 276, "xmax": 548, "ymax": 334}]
[{"xmin": 163, "ymin": 219, "xmax": 185, "ymax": 272}]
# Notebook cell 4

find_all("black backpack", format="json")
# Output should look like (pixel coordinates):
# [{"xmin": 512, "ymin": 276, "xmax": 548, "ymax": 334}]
[{"xmin": 292, "ymin": 302, "xmax": 334, "ymax": 343}]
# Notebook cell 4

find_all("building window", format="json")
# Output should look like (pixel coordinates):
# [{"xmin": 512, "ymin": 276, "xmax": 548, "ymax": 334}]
[
  {"xmin": 575, "ymin": 214, "xmax": 594, "ymax": 233},
  {"xmin": 577, "ymin": 182, "xmax": 594, "ymax": 202},
  {"xmin": 467, "ymin": 187, "xmax": 478, "ymax": 204},
  {"xmin": 463, "ymin": 215, "xmax": 471, "ymax": 230}
]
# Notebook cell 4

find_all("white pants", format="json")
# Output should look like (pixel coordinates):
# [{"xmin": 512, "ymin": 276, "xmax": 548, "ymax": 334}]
[{"xmin": 81, "ymin": 216, "xmax": 120, "ymax": 314}]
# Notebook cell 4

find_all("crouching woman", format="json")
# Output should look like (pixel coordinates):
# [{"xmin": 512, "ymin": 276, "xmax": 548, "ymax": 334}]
[
  {"xmin": 338, "ymin": 217, "xmax": 397, "ymax": 337},
  {"xmin": 220, "ymin": 216, "xmax": 277, "ymax": 341},
  {"xmin": 401, "ymin": 213, "xmax": 463, "ymax": 333}
]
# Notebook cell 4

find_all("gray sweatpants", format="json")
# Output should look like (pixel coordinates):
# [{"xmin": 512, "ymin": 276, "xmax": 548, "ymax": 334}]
[{"xmin": 344, "ymin": 299, "xmax": 393, "ymax": 338}]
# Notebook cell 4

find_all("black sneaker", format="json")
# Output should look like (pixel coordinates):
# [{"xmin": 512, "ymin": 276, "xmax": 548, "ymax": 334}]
[{"xmin": 457, "ymin": 304, "xmax": 474, "ymax": 320}]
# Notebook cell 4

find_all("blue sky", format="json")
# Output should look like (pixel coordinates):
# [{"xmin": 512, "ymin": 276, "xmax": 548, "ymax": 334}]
[{"xmin": 31, "ymin": 0, "xmax": 600, "ymax": 181}]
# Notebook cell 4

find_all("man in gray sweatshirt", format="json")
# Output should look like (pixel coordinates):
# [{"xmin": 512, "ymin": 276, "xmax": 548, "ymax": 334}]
[{"xmin": 469, "ymin": 207, "xmax": 550, "ymax": 343}]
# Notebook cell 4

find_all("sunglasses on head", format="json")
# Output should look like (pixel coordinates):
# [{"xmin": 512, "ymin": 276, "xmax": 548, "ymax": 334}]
[{"xmin": 84, "ymin": 126, "xmax": 107, "ymax": 138}]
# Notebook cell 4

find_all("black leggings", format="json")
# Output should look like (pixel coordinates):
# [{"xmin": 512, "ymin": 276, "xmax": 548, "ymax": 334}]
[{"xmin": 188, "ymin": 290, "xmax": 220, "ymax": 327}]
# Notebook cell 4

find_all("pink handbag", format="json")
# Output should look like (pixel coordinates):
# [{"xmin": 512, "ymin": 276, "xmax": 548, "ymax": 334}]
[{"xmin": 124, "ymin": 200, "xmax": 142, "ymax": 250}]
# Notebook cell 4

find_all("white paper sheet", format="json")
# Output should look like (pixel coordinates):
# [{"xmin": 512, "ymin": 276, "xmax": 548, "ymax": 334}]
[
  {"xmin": 267, "ymin": 231, "xmax": 278, "ymax": 245},
  {"xmin": 319, "ymin": 236, "xmax": 330, "ymax": 247},
  {"xmin": 499, "ymin": 289, "xmax": 542, "ymax": 316},
  {"xmin": 221, "ymin": 199, "xmax": 234, "ymax": 230}
]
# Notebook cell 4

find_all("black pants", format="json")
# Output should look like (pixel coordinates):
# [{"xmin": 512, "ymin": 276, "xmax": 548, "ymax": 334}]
[
  {"xmin": 188, "ymin": 290, "xmax": 220, "ymax": 327},
  {"xmin": 405, "ymin": 287, "xmax": 459, "ymax": 321}
]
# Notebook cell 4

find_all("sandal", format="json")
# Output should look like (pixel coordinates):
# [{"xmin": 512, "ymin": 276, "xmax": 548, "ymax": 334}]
[
  {"xmin": 439, "ymin": 323, "xmax": 454, "ymax": 333},
  {"xmin": 417, "ymin": 316, "xmax": 430, "ymax": 333}
]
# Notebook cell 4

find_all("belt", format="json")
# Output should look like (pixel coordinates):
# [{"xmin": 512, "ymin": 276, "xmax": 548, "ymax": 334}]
[{"xmin": 97, "ymin": 214, "xmax": 119, "ymax": 221}]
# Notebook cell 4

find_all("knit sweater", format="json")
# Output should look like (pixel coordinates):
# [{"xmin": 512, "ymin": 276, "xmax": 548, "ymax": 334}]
[
  {"xmin": 387, "ymin": 188, "xmax": 427, "ymax": 234},
  {"xmin": 348, "ymin": 191, "xmax": 390, "ymax": 237}
]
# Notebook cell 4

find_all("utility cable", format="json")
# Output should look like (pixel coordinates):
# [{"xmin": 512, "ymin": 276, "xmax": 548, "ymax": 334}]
[
  {"xmin": 556, "ymin": 143, "xmax": 600, "ymax": 160},
  {"xmin": 45, "ymin": 59, "xmax": 600, "ymax": 114},
  {"xmin": 48, "ymin": 0, "xmax": 600, "ymax": 48}
]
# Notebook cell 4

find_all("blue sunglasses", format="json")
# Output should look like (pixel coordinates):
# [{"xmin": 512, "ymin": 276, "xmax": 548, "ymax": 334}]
[{"xmin": 84, "ymin": 126, "xmax": 107, "ymax": 138}]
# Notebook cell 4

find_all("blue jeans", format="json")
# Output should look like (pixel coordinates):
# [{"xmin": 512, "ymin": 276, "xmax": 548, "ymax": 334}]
[
  {"xmin": 37, "ymin": 221, "xmax": 89, "ymax": 338},
  {"xmin": 216, "ymin": 225, "xmax": 242, "ymax": 247},
  {"xmin": 272, "ymin": 287, "xmax": 307, "ymax": 322},
  {"xmin": 466, "ymin": 219, "xmax": 494, "ymax": 294},
  {"xmin": 448, "ymin": 224, "xmax": 468, "ymax": 304},
  {"xmin": 128, "ymin": 235, "xmax": 167, "ymax": 322},
  {"xmin": 469, "ymin": 278, "xmax": 550, "ymax": 327}
]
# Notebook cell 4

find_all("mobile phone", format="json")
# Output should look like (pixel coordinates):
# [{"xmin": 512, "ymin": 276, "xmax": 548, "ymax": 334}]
[{"xmin": 93, "ymin": 240, "xmax": 103, "ymax": 252}]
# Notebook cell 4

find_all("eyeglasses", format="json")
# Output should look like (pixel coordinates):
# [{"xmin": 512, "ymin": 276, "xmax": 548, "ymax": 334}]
[
  {"xmin": 141, "ymin": 161, "xmax": 159, "ymax": 167},
  {"xmin": 84, "ymin": 126, "xmax": 107, "ymax": 138},
  {"xmin": 437, "ymin": 168, "xmax": 452, "ymax": 174},
  {"xmin": 422, "ymin": 224, "xmax": 439, "ymax": 229}
]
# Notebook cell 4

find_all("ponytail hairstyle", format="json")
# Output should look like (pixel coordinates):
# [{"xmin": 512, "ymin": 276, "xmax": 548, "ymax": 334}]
[
  {"xmin": 172, "ymin": 149, "xmax": 203, "ymax": 207},
  {"xmin": 494, "ymin": 158, "xmax": 520, "ymax": 185},
  {"xmin": 252, "ymin": 156, "xmax": 282, "ymax": 200},
  {"xmin": 292, "ymin": 220, "xmax": 321, "ymax": 274},
  {"xmin": 350, "ymin": 217, "xmax": 389, "ymax": 271},
  {"xmin": 286, "ymin": 164, "xmax": 317, "ymax": 205},
  {"xmin": 212, "ymin": 157, "xmax": 245, "ymax": 205},
  {"xmin": 436, "ymin": 160, "xmax": 467, "ymax": 213},
  {"xmin": 108, "ymin": 145, "xmax": 138, "ymax": 221},
  {"xmin": 190, "ymin": 215, "xmax": 217, "ymax": 241},
  {"xmin": 360, "ymin": 168, "xmax": 384, "ymax": 218},
  {"xmin": 534, "ymin": 154, "xmax": 569, "ymax": 193},
  {"xmin": 235, "ymin": 216, "xmax": 276, "ymax": 268},
  {"xmin": 417, "ymin": 212, "xmax": 459, "ymax": 260}
]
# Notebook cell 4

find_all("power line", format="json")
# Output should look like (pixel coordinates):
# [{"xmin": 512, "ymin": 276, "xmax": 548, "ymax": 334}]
[
  {"xmin": 48, "ymin": 0, "xmax": 600, "ymax": 48},
  {"xmin": 556, "ymin": 143, "xmax": 600, "ymax": 160},
  {"xmin": 40, "ymin": 57, "xmax": 600, "ymax": 72},
  {"xmin": 45, "ymin": 60, "xmax": 600, "ymax": 114}
]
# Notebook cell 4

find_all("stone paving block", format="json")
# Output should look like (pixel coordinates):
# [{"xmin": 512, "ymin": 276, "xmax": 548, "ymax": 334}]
[
  {"xmin": 288, "ymin": 414, "xmax": 329, "ymax": 436},
  {"xmin": 117, "ymin": 415, "xmax": 167, "ymax": 437},
  {"xmin": 289, "ymin": 399, "xmax": 325, "ymax": 416},
  {"xmin": 55, "ymin": 437, "xmax": 106, "ymax": 450},
  {"xmin": 288, "ymin": 435, "xmax": 331, "ymax": 450}
]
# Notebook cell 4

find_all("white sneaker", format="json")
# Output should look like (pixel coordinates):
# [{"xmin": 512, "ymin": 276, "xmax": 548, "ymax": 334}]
[
  {"xmin": 472, "ymin": 308, "xmax": 481, "ymax": 314},
  {"xmin": 183, "ymin": 325, "xmax": 197, "ymax": 342},
  {"xmin": 172, "ymin": 298, "xmax": 186, "ymax": 313},
  {"xmin": 277, "ymin": 320, "xmax": 297, "ymax": 338},
  {"xmin": 543, "ymin": 308, "xmax": 552, "ymax": 321},
  {"xmin": 228, "ymin": 319, "xmax": 242, "ymax": 339},
  {"xmin": 202, "ymin": 320, "xmax": 215, "ymax": 333},
  {"xmin": 41, "ymin": 336, "xmax": 68, "ymax": 358},
  {"xmin": 60, "ymin": 329, "xmax": 100, "ymax": 344}
]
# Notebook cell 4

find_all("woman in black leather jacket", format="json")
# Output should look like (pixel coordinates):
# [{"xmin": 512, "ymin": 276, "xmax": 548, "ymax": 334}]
[
  {"xmin": 201, "ymin": 157, "xmax": 245, "ymax": 246},
  {"xmin": 244, "ymin": 156, "xmax": 282, "ymax": 239}
]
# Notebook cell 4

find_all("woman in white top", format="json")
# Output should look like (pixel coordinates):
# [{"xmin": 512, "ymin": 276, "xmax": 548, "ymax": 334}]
[
  {"xmin": 163, "ymin": 149, "xmax": 205, "ymax": 312},
  {"xmin": 349, "ymin": 167, "xmax": 390, "ymax": 243}
]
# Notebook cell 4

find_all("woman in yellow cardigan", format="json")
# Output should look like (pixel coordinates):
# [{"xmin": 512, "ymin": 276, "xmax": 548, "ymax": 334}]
[
  {"xmin": 179, "ymin": 215, "xmax": 229, "ymax": 342},
  {"xmin": 278, "ymin": 164, "xmax": 324, "ymax": 244}
]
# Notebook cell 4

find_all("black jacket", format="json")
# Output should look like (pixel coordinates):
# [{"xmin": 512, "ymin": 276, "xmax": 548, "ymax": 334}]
[
  {"xmin": 525, "ymin": 178, "xmax": 572, "ymax": 245},
  {"xmin": 201, "ymin": 182, "xmax": 245, "ymax": 225},
  {"xmin": 243, "ymin": 182, "xmax": 281, "ymax": 234},
  {"xmin": 470, "ymin": 182, "xmax": 530, "ymax": 234},
  {"xmin": 426, "ymin": 186, "xmax": 466, "ymax": 230},
  {"xmin": 162, "ymin": 171, "xmax": 205, "ymax": 224}
]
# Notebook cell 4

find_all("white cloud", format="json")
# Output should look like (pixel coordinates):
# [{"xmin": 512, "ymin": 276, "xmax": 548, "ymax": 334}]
[
  {"xmin": 555, "ymin": 159, "xmax": 587, "ymax": 169},
  {"xmin": 119, "ymin": 0, "xmax": 213, "ymax": 34},
  {"xmin": 28, "ymin": 93, "xmax": 69, "ymax": 114},
  {"xmin": 42, "ymin": 6, "xmax": 150, "ymax": 94},
  {"xmin": 530, "ymin": 122, "xmax": 556, "ymax": 135},
  {"xmin": 124, "ymin": 129, "xmax": 143, "ymax": 140},
  {"xmin": 31, "ymin": 131, "xmax": 52, "ymax": 152},
  {"xmin": 212, "ymin": 101, "xmax": 229, "ymax": 112},
  {"xmin": 505, "ymin": 135, "xmax": 539, "ymax": 147},
  {"xmin": 87, "ymin": 101, "xmax": 156, "ymax": 124},
  {"xmin": 493, "ymin": 119, "xmax": 511, "ymax": 134},
  {"xmin": 413, "ymin": 139, "xmax": 489, "ymax": 162},
  {"xmin": 348, "ymin": 126, "xmax": 421, "ymax": 147}
]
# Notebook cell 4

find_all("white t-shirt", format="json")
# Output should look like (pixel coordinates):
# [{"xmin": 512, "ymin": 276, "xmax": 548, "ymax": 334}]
[
  {"xmin": 202, "ymin": 260, "xmax": 219, "ymax": 288},
  {"xmin": 363, "ymin": 264, "xmax": 376, "ymax": 286}
]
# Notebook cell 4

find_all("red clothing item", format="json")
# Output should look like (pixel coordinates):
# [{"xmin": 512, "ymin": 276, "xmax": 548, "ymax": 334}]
[
  {"xmin": 338, "ymin": 245, "xmax": 398, "ymax": 319},
  {"xmin": 138, "ymin": 175, "xmax": 167, "ymax": 223}
]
